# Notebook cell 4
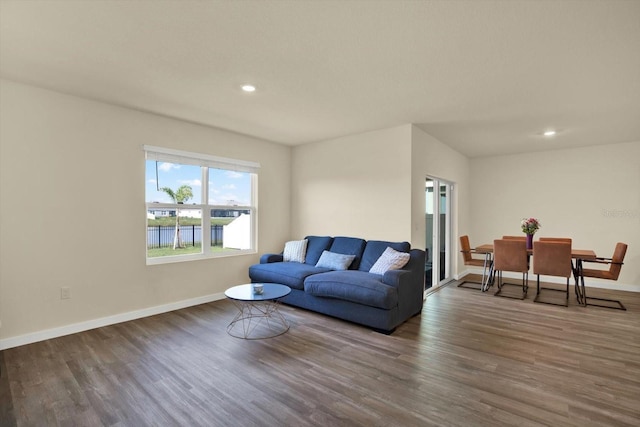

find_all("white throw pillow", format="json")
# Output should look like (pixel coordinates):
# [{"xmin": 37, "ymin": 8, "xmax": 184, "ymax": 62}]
[
  {"xmin": 283, "ymin": 239, "xmax": 308, "ymax": 263},
  {"xmin": 369, "ymin": 247, "xmax": 410, "ymax": 275}
]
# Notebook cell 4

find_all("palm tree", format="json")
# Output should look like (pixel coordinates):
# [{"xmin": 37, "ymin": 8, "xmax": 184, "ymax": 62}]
[{"xmin": 161, "ymin": 185, "xmax": 194, "ymax": 249}]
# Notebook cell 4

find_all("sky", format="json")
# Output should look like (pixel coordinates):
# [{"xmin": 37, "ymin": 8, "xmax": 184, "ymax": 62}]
[{"xmin": 145, "ymin": 161, "xmax": 251, "ymax": 206}]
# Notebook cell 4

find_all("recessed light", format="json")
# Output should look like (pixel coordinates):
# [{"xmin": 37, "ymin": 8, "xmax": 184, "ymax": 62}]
[
  {"xmin": 543, "ymin": 130, "xmax": 556, "ymax": 137},
  {"xmin": 241, "ymin": 84, "xmax": 256, "ymax": 92}
]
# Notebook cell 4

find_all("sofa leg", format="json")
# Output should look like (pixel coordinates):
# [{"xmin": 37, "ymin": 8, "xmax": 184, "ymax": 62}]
[{"xmin": 372, "ymin": 327, "xmax": 395, "ymax": 335}]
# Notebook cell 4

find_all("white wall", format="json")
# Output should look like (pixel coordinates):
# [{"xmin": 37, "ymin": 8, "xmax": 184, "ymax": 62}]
[
  {"xmin": 290, "ymin": 124, "xmax": 470, "ymax": 278},
  {"xmin": 469, "ymin": 141, "xmax": 640, "ymax": 287},
  {"xmin": 0, "ymin": 80, "xmax": 291, "ymax": 346},
  {"xmin": 291, "ymin": 125, "xmax": 413, "ymax": 242},
  {"xmin": 410, "ymin": 125, "xmax": 470, "ymax": 275}
]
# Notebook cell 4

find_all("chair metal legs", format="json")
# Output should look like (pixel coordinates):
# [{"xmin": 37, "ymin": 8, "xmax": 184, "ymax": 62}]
[
  {"xmin": 575, "ymin": 260, "xmax": 626, "ymax": 310},
  {"xmin": 458, "ymin": 253, "xmax": 493, "ymax": 291},
  {"xmin": 534, "ymin": 276, "xmax": 569, "ymax": 307},
  {"xmin": 583, "ymin": 295, "xmax": 626, "ymax": 310},
  {"xmin": 493, "ymin": 270, "xmax": 528, "ymax": 300},
  {"xmin": 457, "ymin": 279, "xmax": 483, "ymax": 290}
]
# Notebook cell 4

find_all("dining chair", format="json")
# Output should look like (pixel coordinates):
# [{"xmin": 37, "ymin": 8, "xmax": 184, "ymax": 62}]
[
  {"xmin": 539, "ymin": 237, "xmax": 577, "ymax": 299},
  {"xmin": 458, "ymin": 235, "xmax": 492, "ymax": 291},
  {"xmin": 503, "ymin": 236, "xmax": 531, "ymax": 268},
  {"xmin": 539, "ymin": 237, "xmax": 572, "ymax": 244},
  {"xmin": 578, "ymin": 242, "xmax": 628, "ymax": 310},
  {"xmin": 533, "ymin": 241, "xmax": 572, "ymax": 307},
  {"xmin": 493, "ymin": 239, "xmax": 529, "ymax": 299}
]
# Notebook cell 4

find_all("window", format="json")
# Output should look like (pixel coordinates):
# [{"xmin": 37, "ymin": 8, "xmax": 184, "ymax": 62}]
[{"xmin": 144, "ymin": 145, "xmax": 259, "ymax": 264}]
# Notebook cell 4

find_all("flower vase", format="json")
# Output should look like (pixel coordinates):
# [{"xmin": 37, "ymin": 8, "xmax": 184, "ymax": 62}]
[{"xmin": 526, "ymin": 233, "xmax": 534, "ymax": 250}]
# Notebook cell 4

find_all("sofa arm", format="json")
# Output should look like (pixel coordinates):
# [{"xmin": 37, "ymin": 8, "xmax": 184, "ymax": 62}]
[
  {"xmin": 382, "ymin": 249, "xmax": 425, "ymax": 288},
  {"xmin": 382, "ymin": 269, "xmax": 409, "ymax": 287},
  {"xmin": 260, "ymin": 253, "xmax": 283, "ymax": 264},
  {"xmin": 385, "ymin": 249, "xmax": 426, "ymax": 319}
]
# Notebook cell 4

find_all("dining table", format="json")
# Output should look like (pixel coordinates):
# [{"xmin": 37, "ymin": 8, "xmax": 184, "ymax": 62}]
[{"xmin": 473, "ymin": 243, "xmax": 597, "ymax": 302}]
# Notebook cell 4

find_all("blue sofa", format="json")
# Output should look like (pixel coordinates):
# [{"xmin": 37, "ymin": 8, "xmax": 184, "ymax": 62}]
[{"xmin": 248, "ymin": 236, "xmax": 426, "ymax": 334}]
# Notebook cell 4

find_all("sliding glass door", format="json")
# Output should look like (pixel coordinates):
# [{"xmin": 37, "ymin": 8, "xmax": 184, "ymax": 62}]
[{"xmin": 425, "ymin": 177, "xmax": 453, "ymax": 290}]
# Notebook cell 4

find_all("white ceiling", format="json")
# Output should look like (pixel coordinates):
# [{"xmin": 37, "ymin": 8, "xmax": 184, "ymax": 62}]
[{"xmin": 1, "ymin": 1, "xmax": 639, "ymax": 158}]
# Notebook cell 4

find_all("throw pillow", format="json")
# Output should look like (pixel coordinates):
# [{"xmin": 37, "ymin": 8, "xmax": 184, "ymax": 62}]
[
  {"xmin": 315, "ymin": 250, "xmax": 356, "ymax": 271},
  {"xmin": 283, "ymin": 239, "xmax": 308, "ymax": 263},
  {"xmin": 369, "ymin": 247, "xmax": 410, "ymax": 275}
]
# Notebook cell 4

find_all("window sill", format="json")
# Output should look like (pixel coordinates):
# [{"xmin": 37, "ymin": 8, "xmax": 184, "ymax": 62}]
[{"xmin": 146, "ymin": 249, "xmax": 257, "ymax": 266}]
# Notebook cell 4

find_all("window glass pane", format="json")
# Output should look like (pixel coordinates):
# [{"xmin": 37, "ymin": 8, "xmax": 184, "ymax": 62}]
[
  {"xmin": 212, "ymin": 209, "xmax": 252, "ymax": 252},
  {"xmin": 144, "ymin": 150, "xmax": 257, "ymax": 263},
  {"xmin": 147, "ymin": 208, "xmax": 203, "ymax": 257},
  {"xmin": 208, "ymin": 168, "xmax": 251, "ymax": 206},
  {"xmin": 146, "ymin": 160, "xmax": 202, "ymax": 204}
]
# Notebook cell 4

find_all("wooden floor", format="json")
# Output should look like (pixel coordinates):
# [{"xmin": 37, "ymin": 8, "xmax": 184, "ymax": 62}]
[{"xmin": 2, "ymin": 279, "xmax": 640, "ymax": 427}]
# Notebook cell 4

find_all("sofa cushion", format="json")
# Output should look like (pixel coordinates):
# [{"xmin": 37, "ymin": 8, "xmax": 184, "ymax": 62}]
[
  {"xmin": 359, "ymin": 240, "xmax": 410, "ymax": 272},
  {"xmin": 315, "ymin": 250, "xmax": 355, "ymax": 270},
  {"xmin": 304, "ymin": 236, "xmax": 334, "ymax": 266},
  {"xmin": 249, "ymin": 262, "xmax": 331, "ymax": 290},
  {"xmin": 304, "ymin": 271, "xmax": 398, "ymax": 309},
  {"xmin": 283, "ymin": 239, "xmax": 308, "ymax": 263},
  {"xmin": 329, "ymin": 237, "xmax": 367, "ymax": 270},
  {"xmin": 369, "ymin": 247, "xmax": 411, "ymax": 275}
]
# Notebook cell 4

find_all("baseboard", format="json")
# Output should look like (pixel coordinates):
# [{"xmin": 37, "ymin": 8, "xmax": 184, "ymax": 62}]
[
  {"xmin": 459, "ymin": 268, "xmax": 640, "ymax": 293},
  {"xmin": 0, "ymin": 292, "xmax": 226, "ymax": 351}
]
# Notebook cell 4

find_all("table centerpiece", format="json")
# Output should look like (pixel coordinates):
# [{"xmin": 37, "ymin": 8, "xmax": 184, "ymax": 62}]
[{"xmin": 521, "ymin": 217, "xmax": 541, "ymax": 249}]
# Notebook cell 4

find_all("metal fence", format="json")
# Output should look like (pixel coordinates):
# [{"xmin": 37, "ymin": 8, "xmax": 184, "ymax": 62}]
[{"xmin": 147, "ymin": 225, "xmax": 224, "ymax": 248}]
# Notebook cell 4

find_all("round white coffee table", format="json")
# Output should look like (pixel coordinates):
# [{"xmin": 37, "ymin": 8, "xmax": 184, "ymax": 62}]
[{"xmin": 224, "ymin": 283, "xmax": 291, "ymax": 339}]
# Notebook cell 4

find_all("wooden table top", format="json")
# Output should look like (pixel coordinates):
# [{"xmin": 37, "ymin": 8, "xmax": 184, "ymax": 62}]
[{"xmin": 475, "ymin": 244, "xmax": 596, "ymax": 259}]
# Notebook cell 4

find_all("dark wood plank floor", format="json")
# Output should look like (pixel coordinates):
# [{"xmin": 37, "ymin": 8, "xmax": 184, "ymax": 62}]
[{"xmin": 2, "ymin": 280, "xmax": 640, "ymax": 427}]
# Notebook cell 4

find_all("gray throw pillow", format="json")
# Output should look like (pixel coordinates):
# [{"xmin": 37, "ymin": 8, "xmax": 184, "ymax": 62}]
[{"xmin": 315, "ymin": 250, "xmax": 355, "ymax": 270}]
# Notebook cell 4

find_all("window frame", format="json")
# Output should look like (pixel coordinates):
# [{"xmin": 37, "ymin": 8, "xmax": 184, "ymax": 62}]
[{"xmin": 144, "ymin": 145, "xmax": 259, "ymax": 265}]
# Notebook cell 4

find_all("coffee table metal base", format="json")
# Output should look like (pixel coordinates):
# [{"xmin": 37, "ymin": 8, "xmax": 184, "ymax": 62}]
[{"xmin": 227, "ymin": 299, "xmax": 289, "ymax": 339}]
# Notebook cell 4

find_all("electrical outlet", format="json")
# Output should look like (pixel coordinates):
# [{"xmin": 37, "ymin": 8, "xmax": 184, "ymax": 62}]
[{"xmin": 61, "ymin": 287, "xmax": 71, "ymax": 300}]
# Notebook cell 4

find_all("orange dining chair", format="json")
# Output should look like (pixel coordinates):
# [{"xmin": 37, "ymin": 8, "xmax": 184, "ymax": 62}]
[
  {"xmin": 458, "ymin": 235, "xmax": 492, "ymax": 291},
  {"xmin": 578, "ymin": 242, "xmax": 628, "ymax": 310},
  {"xmin": 533, "ymin": 241, "xmax": 572, "ymax": 307},
  {"xmin": 503, "ymin": 236, "xmax": 528, "ymax": 255},
  {"xmin": 503, "ymin": 235, "xmax": 531, "ymax": 268},
  {"xmin": 539, "ymin": 237, "xmax": 578, "ymax": 298},
  {"xmin": 493, "ymin": 239, "xmax": 529, "ymax": 300},
  {"xmin": 539, "ymin": 237, "xmax": 572, "ymax": 244}
]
